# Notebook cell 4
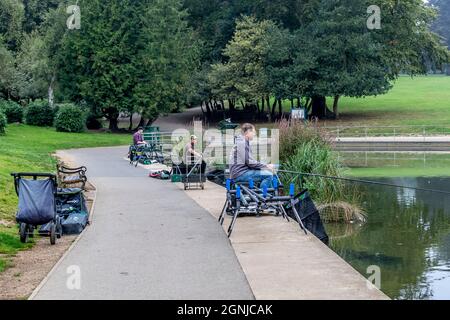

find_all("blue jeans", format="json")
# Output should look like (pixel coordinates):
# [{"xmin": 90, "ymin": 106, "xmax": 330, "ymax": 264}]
[{"xmin": 233, "ymin": 170, "xmax": 274, "ymax": 189}]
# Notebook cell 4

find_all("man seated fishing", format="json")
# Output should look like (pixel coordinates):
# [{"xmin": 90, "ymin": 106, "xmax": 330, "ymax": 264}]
[
  {"xmin": 133, "ymin": 127, "xmax": 146, "ymax": 146},
  {"xmin": 229, "ymin": 123, "xmax": 275, "ymax": 189}
]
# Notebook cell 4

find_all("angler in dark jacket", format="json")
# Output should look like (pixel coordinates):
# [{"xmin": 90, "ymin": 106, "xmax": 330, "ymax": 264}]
[{"xmin": 229, "ymin": 123, "xmax": 275, "ymax": 189}]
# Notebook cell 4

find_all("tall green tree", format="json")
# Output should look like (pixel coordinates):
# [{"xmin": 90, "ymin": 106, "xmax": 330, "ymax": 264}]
[
  {"xmin": 58, "ymin": 0, "xmax": 198, "ymax": 130},
  {"xmin": 293, "ymin": 0, "xmax": 393, "ymax": 118},
  {"xmin": 134, "ymin": 0, "xmax": 199, "ymax": 124},
  {"xmin": 22, "ymin": 0, "xmax": 60, "ymax": 33},
  {"xmin": 430, "ymin": 0, "xmax": 450, "ymax": 49},
  {"xmin": 58, "ymin": 0, "xmax": 145, "ymax": 130},
  {"xmin": 15, "ymin": 31, "xmax": 50, "ymax": 100},
  {"xmin": 212, "ymin": 16, "xmax": 272, "ymax": 104},
  {"xmin": 0, "ymin": 0, "xmax": 25, "ymax": 51},
  {"xmin": 0, "ymin": 37, "xmax": 21, "ymax": 99}
]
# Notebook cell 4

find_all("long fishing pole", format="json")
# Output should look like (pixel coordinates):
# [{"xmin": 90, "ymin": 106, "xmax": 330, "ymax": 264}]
[{"xmin": 277, "ymin": 169, "xmax": 450, "ymax": 196}]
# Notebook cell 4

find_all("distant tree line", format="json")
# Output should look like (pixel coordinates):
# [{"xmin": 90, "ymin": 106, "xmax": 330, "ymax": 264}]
[{"xmin": 0, "ymin": 0, "xmax": 449, "ymax": 130}]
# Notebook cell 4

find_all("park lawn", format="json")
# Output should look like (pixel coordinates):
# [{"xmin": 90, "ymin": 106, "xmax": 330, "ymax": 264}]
[
  {"xmin": 341, "ymin": 152, "xmax": 450, "ymax": 178},
  {"xmin": 0, "ymin": 225, "xmax": 34, "ymax": 272},
  {"xmin": 344, "ymin": 166, "xmax": 450, "ymax": 178},
  {"xmin": 325, "ymin": 75, "xmax": 450, "ymax": 127},
  {"xmin": 278, "ymin": 75, "xmax": 450, "ymax": 128},
  {"xmin": 0, "ymin": 124, "xmax": 129, "ymax": 270}
]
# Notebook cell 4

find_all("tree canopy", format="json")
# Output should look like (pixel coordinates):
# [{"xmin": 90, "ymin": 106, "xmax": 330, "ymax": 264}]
[
  {"xmin": 430, "ymin": 0, "xmax": 450, "ymax": 49},
  {"xmin": 0, "ymin": 0, "xmax": 448, "ymax": 126}
]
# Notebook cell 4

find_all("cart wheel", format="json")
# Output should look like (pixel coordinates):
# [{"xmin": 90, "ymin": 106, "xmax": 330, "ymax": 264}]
[
  {"xmin": 201, "ymin": 183, "xmax": 205, "ymax": 190},
  {"xmin": 56, "ymin": 217, "xmax": 63, "ymax": 239},
  {"xmin": 184, "ymin": 184, "xmax": 188, "ymax": 190},
  {"xmin": 19, "ymin": 223, "xmax": 28, "ymax": 243},
  {"xmin": 50, "ymin": 223, "xmax": 56, "ymax": 245},
  {"xmin": 28, "ymin": 226, "xmax": 34, "ymax": 238}
]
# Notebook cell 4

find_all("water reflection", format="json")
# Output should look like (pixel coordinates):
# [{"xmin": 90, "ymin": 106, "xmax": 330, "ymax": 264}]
[{"xmin": 327, "ymin": 177, "xmax": 450, "ymax": 300}]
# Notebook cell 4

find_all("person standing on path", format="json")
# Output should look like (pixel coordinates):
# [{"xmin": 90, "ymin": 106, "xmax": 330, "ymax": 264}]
[{"xmin": 183, "ymin": 135, "xmax": 206, "ymax": 173}]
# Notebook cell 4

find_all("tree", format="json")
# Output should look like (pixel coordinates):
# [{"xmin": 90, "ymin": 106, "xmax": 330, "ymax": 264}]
[
  {"xmin": 0, "ymin": 0, "xmax": 25, "ymax": 51},
  {"xmin": 15, "ymin": 31, "xmax": 50, "ymax": 100},
  {"xmin": 40, "ymin": 2, "xmax": 71, "ymax": 106},
  {"xmin": 292, "ymin": 0, "xmax": 393, "ymax": 119},
  {"xmin": 134, "ymin": 0, "xmax": 199, "ymax": 125},
  {"xmin": 375, "ymin": 0, "xmax": 449, "ymax": 77},
  {"xmin": 210, "ymin": 16, "xmax": 293, "ymax": 119},
  {"xmin": 57, "ymin": 0, "xmax": 145, "ymax": 130},
  {"xmin": 57, "ymin": 0, "xmax": 198, "ymax": 130},
  {"xmin": 430, "ymin": 0, "xmax": 450, "ymax": 49},
  {"xmin": 22, "ymin": 0, "xmax": 60, "ymax": 33},
  {"xmin": 217, "ymin": 17, "xmax": 272, "ymax": 103},
  {"xmin": 0, "ymin": 37, "xmax": 21, "ymax": 100},
  {"xmin": 183, "ymin": 0, "xmax": 240, "ymax": 63}
]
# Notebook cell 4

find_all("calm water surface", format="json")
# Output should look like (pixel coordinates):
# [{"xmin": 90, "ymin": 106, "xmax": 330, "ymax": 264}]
[{"xmin": 329, "ymin": 152, "xmax": 450, "ymax": 299}]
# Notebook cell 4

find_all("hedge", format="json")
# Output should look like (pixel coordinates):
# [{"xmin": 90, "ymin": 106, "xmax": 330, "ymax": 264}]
[
  {"xmin": 54, "ymin": 104, "xmax": 86, "ymax": 133},
  {"xmin": 25, "ymin": 100, "xmax": 55, "ymax": 127}
]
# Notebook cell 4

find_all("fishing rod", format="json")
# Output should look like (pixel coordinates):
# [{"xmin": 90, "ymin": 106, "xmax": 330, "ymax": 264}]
[{"xmin": 276, "ymin": 169, "xmax": 450, "ymax": 196}]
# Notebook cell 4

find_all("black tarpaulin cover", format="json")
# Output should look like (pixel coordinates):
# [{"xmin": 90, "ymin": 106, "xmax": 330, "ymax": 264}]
[
  {"xmin": 16, "ymin": 179, "xmax": 55, "ymax": 225},
  {"xmin": 56, "ymin": 188, "xmax": 87, "ymax": 217},
  {"xmin": 62, "ymin": 213, "xmax": 88, "ymax": 235},
  {"xmin": 287, "ymin": 192, "xmax": 329, "ymax": 245}
]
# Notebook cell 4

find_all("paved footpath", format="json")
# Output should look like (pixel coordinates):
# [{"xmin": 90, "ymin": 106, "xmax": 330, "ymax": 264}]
[{"xmin": 32, "ymin": 146, "xmax": 253, "ymax": 300}]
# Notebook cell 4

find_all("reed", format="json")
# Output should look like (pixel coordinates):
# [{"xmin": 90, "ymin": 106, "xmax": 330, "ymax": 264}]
[{"xmin": 278, "ymin": 119, "xmax": 364, "ymax": 223}]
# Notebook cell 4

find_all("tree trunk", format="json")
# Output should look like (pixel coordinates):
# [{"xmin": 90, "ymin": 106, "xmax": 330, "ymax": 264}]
[
  {"xmin": 333, "ymin": 95, "xmax": 340, "ymax": 119},
  {"xmin": 228, "ymin": 99, "xmax": 235, "ymax": 113},
  {"xmin": 278, "ymin": 99, "xmax": 283, "ymax": 118},
  {"xmin": 146, "ymin": 117, "xmax": 157, "ymax": 126},
  {"xmin": 48, "ymin": 74, "xmax": 56, "ymax": 108},
  {"xmin": 128, "ymin": 114, "xmax": 133, "ymax": 131},
  {"xmin": 134, "ymin": 116, "xmax": 145, "ymax": 130},
  {"xmin": 305, "ymin": 98, "xmax": 311, "ymax": 112},
  {"xmin": 310, "ymin": 96, "xmax": 327, "ymax": 119},
  {"xmin": 270, "ymin": 99, "xmax": 277, "ymax": 121},
  {"xmin": 205, "ymin": 101, "xmax": 212, "ymax": 120},
  {"xmin": 261, "ymin": 97, "xmax": 265, "ymax": 114},
  {"xmin": 109, "ymin": 117, "xmax": 119, "ymax": 131}
]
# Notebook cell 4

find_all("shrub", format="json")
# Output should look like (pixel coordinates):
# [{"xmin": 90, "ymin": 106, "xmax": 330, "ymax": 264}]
[
  {"xmin": 86, "ymin": 113, "xmax": 103, "ymax": 130},
  {"xmin": 277, "ymin": 119, "xmax": 361, "ymax": 220},
  {"xmin": 278, "ymin": 119, "xmax": 342, "ymax": 202},
  {"xmin": 55, "ymin": 104, "xmax": 86, "ymax": 133},
  {"xmin": 25, "ymin": 100, "xmax": 55, "ymax": 127},
  {"xmin": 0, "ymin": 100, "xmax": 24, "ymax": 123},
  {"xmin": 0, "ymin": 110, "xmax": 6, "ymax": 134}
]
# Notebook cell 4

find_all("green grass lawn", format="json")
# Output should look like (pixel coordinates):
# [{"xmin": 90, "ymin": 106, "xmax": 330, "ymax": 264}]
[
  {"xmin": 0, "ymin": 226, "xmax": 34, "ymax": 272},
  {"xmin": 0, "ymin": 124, "xmax": 129, "ymax": 271},
  {"xmin": 323, "ymin": 75, "xmax": 450, "ymax": 128},
  {"xmin": 275, "ymin": 75, "xmax": 450, "ymax": 129},
  {"xmin": 340, "ymin": 152, "xmax": 450, "ymax": 178},
  {"xmin": 344, "ymin": 166, "xmax": 450, "ymax": 178}
]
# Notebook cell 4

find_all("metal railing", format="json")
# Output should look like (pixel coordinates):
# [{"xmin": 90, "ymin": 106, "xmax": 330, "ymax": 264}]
[{"xmin": 322, "ymin": 125, "xmax": 450, "ymax": 139}]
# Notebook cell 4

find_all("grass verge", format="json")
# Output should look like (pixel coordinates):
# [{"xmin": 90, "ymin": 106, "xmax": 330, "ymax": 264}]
[{"xmin": 0, "ymin": 124, "xmax": 129, "ymax": 271}]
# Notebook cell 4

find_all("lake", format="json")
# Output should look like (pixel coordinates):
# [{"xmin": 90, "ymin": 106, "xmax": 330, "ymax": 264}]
[{"xmin": 330, "ymin": 151, "xmax": 450, "ymax": 299}]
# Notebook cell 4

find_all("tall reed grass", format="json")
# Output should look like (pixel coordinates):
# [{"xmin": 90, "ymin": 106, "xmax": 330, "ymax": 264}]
[{"xmin": 278, "ymin": 119, "xmax": 364, "ymax": 223}]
